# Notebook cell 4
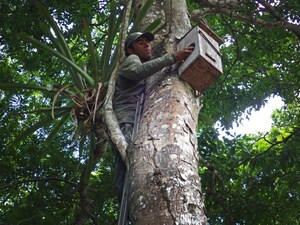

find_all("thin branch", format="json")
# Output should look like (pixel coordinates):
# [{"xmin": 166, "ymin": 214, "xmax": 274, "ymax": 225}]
[
  {"xmin": 17, "ymin": 215, "xmax": 36, "ymax": 225},
  {"xmin": 191, "ymin": 1, "xmax": 300, "ymax": 40},
  {"xmin": 230, "ymin": 127, "xmax": 300, "ymax": 171},
  {"xmin": 197, "ymin": 0, "xmax": 248, "ymax": 8},
  {"xmin": 103, "ymin": 0, "xmax": 133, "ymax": 166},
  {"xmin": 257, "ymin": 0, "xmax": 285, "ymax": 22}
]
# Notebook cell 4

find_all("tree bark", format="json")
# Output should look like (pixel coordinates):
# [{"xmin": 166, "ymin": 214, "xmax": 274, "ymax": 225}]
[{"xmin": 127, "ymin": 1, "xmax": 207, "ymax": 224}]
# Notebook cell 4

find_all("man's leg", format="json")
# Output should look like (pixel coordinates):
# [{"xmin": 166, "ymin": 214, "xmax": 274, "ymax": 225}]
[{"xmin": 114, "ymin": 123, "xmax": 133, "ymax": 202}]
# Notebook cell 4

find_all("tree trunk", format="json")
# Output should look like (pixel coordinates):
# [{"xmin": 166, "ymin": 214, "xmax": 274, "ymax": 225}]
[{"xmin": 127, "ymin": 1, "xmax": 207, "ymax": 224}]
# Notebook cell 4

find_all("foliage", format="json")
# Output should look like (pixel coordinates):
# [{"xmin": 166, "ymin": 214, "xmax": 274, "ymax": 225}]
[
  {"xmin": 187, "ymin": 0, "xmax": 300, "ymax": 224},
  {"xmin": 1, "ymin": 0, "xmax": 162, "ymax": 224},
  {"xmin": 0, "ymin": 0, "xmax": 299, "ymax": 224},
  {"xmin": 198, "ymin": 112, "xmax": 300, "ymax": 224},
  {"xmin": 1, "ymin": 0, "xmax": 127, "ymax": 224}
]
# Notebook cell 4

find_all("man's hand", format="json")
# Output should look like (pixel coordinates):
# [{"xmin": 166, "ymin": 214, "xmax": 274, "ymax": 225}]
[{"xmin": 173, "ymin": 46, "xmax": 194, "ymax": 63}]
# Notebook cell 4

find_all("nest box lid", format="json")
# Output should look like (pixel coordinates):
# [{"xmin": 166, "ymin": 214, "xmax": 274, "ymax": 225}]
[{"xmin": 198, "ymin": 20, "xmax": 223, "ymax": 45}]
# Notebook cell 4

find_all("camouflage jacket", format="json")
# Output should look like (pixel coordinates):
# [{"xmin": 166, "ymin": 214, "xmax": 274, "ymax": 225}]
[{"xmin": 113, "ymin": 53, "xmax": 175, "ymax": 124}]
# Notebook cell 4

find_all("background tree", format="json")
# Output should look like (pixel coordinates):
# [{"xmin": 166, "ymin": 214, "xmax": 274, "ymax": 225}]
[
  {"xmin": 0, "ymin": 0, "xmax": 299, "ymax": 225},
  {"xmin": 190, "ymin": 0, "xmax": 300, "ymax": 224}
]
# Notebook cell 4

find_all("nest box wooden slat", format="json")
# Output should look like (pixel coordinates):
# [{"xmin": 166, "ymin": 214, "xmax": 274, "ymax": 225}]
[{"xmin": 177, "ymin": 22, "xmax": 223, "ymax": 93}]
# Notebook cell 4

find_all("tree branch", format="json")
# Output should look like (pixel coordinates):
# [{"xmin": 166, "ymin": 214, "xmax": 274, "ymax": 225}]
[
  {"xmin": 191, "ymin": 1, "xmax": 300, "ymax": 40},
  {"xmin": 197, "ymin": 0, "xmax": 248, "ymax": 8},
  {"xmin": 103, "ymin": 0, "xmax": 133, "ymax": 166},
  {"xmin": 257, "ymin": 0, "xmax": 284, "ymax": 21},
  {"xmin": 17, "ymin": 215, "xmax": 36, "ymax": 225},
  {"xmin": 230, "ymin": 127, "xmax": 300, "ymax": 171}
]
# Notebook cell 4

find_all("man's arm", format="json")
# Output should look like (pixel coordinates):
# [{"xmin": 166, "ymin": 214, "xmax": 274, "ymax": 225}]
[
  {"xmin": 120, "ymin": 46, "xmax": 194, "ymax": 81},
  {"xmin": 120, "ymin": 53, "xmax": 175, "ymax": 81}
]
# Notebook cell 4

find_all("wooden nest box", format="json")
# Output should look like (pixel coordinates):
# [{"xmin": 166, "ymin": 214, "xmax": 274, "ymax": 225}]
[{"xmin": 177, "ymin": 21, "xmax": 223, "ymax": 93}]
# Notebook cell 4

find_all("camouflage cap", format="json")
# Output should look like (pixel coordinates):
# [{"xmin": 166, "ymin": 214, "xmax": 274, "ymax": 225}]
[{"xmin": 124, "ymin": 32, "xmax": 154, "ymax": 50}]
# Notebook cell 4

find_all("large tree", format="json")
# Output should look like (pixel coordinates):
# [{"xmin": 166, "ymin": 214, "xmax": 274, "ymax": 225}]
[
  {"xmin": 125, "ymin": 1, "xmax": 207, "ymax": 224},
  {"xmin": 0, "ymin": 0, "xmax": 299, "ymax": 224}
]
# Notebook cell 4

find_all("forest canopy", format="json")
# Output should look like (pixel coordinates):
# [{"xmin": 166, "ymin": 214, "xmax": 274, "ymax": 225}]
[{"xmin": 0, "ymin": 0, "xmax": 299, "ymax": 224}]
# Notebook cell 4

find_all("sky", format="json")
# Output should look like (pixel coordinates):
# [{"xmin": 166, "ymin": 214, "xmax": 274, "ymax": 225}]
[{"xmin": 218, "ymin": 96, "xmax": 284, "ymax": 137}]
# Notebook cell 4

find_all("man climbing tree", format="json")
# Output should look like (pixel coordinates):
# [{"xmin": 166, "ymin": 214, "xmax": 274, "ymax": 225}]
[
  {"xmin": 113, "ymin": 31, "xmax": 194, "ymax": 224},
  {"xmin": 110, "ymin": 1, "xmax": 208, "ymax": 225}
]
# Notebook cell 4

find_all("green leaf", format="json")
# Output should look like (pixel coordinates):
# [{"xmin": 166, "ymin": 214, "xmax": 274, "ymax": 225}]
[
  {"xmin": 45, "ymin": 112, "xmax": 70, "ymax": 146},
  {"xmin": 11, "ymin": 109, "xmax": 69, "ymax": 148},
  {"xmin": 130, "ymin": 0, "xmax": 156, "ymax": 32},
  {"xmin": 82, "ymin": 22, "xmax": 99, "ymax": 80},
  {"xmin": 38, "ymin": 21, "xmax": 65, "ymax": 55},
  {"xmin": 18, "ymin": 32, "xmax": 95, "ymax": 87},
  {"xmin": 0, "ymin": 82, "xmax": 53, "ymax": 92},
  {"xmin": 35, "ymin": 1, "xmax": 85, "ymax": 89},
  {"xmin": 100, "ymin": 2, "xmax": 122, "ymax": 81},
  {"xmin": 143, "ymin": 18, "xmax": 161, "ymax": 32}
]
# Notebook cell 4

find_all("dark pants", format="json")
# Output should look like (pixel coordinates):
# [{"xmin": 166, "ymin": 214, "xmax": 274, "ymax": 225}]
[{"xmin": 114, "ymin": 123, "xmax": 133, "ymax": 203}]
